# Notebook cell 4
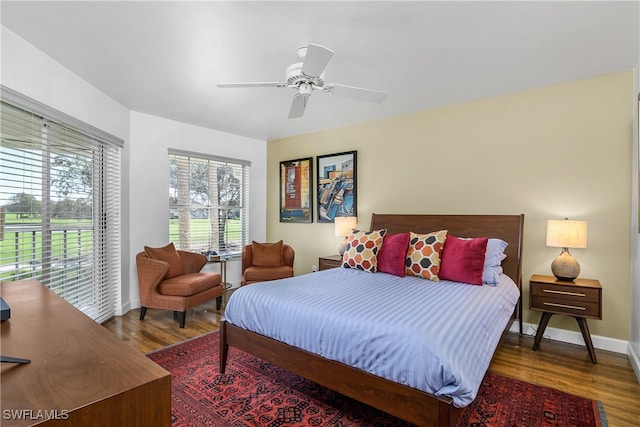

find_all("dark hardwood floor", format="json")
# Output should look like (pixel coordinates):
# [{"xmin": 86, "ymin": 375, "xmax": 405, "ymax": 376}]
[{"xmin": 102, "ymin": 294, "xmax": 640, "ymax": 427}]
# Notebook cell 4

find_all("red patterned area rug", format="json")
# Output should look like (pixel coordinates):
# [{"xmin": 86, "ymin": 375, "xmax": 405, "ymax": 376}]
[{"xmin": 147, "ymin": 331, "xmax": 607, "ymax": 427}]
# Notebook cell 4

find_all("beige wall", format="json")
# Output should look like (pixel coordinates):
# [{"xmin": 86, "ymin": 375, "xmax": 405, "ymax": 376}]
[
  {"xmin": 630, "ymin": 56, "xmax": 639, "ymax": 376},
  {"xmin": 267, "ymin": 70, "xmax": 633, "ymax": 341}
]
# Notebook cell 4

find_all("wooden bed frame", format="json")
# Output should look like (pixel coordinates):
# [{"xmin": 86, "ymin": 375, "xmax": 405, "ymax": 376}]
[{"xmin": 220, "ymin": 213, "xmax": 524, "ymax": 427}]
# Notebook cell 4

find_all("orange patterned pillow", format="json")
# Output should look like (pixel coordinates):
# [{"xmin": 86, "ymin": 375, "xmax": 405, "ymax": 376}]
[
  {"xmin": 405, "ymin": 230, "xmax": 448, "ymax": 281},
  {"xmin": 342, "ymin": 229, "xmax": 387, "ymax": 273}
]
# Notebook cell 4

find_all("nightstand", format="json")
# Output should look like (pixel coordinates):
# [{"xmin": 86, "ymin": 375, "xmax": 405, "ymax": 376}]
[
  {"xmin": 529, "ymin": 274, "xmax": 602, "ymax": 364},
  {"xmin": 318, "ymin": 255, "xmax": 343, "ymax": 271}
]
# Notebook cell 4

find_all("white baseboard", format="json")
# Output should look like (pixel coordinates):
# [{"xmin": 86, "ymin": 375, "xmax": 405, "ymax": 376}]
[
  {"xmin": 117, "ymin": 301, "xmax": 131, "ymax": 316},
  {"xmin": 628, "ymin": 342, "xmax": 640, "ymax": 383},
  {"xmin": 509, "ymin": 321, "xmax": 629, "ymax": 354}
]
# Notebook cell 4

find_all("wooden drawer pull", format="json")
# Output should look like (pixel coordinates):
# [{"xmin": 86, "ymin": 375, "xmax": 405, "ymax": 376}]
[
  {"xmin": 543, "ymin": 302, "xmax": 586, "ymax": 311},
  {"xmin": 543, "ymin": 289, "xmax": 586, "ymax": 297}
]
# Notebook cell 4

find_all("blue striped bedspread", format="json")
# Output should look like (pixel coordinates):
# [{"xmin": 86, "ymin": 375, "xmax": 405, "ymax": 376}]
[{"xmin": 224, "ymin": 267, "xmax": 520, "ymax": 407}]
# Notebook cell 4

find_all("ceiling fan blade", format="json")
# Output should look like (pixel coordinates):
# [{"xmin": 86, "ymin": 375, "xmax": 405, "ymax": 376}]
[
  {"xmin": 217, "ymin": 82, "xmax": 286, "ymax": 88},
  {"xmin": 301, "ymin": 44, "xmax": 334, "ymax": 77},
  {"xmin": 325, "ymin": 84, "xmax": 387, "ymax": 103},
  {"xmin": 288, "ymin": 93, "xmax": 309, "ymax": 119}
]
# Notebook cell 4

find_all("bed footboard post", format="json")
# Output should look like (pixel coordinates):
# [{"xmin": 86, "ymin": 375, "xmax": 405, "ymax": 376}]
[
  {"xmin": 438, "ymin": 400, "xmax": 463, "ymax": 427},
  {"xmin": 220, "ymin": 318, "xmax": 229, "ymax": 373}
]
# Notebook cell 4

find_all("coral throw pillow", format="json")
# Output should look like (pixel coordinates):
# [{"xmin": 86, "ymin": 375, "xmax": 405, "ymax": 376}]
[
  {"xmin": 439, "ymin": 236, "xmax": 489, "ymax": 285},
  {"xmin": 144, "ymin": 242, "xmax": 184, "ymax": 279},
  {"xmin": 342, "ymin": 229, "xmax": 387, "ymax": 273},
  {"xmin": 377, "ymin": 233, "xmax": 410, "ymax": 277},
  {"xmin": 405, "ymin": 230, "xmax": 448, "ymax": 281},
  {"xmin": 251, "ymin": 240, "xmax": 284, "ymax": 267}
]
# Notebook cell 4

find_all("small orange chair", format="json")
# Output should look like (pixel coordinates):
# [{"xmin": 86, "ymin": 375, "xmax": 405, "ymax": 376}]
[
  {"xmin": 241, "ymin": 240, "xmax": 295, "ymax": 286},
  {"xmin": 136, "ymin": 243, "xmax": 223, "ymax": 328}
]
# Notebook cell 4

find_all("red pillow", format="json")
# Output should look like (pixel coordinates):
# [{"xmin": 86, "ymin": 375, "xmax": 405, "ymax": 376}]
[
  {"xmin": 439, "ymin": 236, "xmax": 488, "ymax": 285},
  {"xmin": 377, "ymin": 233, "xmax": 410, "ymax": 277}
]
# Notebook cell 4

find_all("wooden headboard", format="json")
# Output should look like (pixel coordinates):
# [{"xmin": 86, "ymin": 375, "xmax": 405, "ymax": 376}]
[
  {"xmin": 370, "ymin": 213, "xmax": 524, "ymax": 332},
  {"xmin": 369, "ymin": 213, "xmax": 525, "ymax": 289}
]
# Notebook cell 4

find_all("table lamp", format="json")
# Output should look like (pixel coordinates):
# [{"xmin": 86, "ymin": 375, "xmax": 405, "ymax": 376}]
[
  {"xmin": 335, "ymin": 216, "xmax": 357, "ymax": 255},
  {"xmin": 546, "ymin": 218, "xmax": 587, "ymax": 280}
]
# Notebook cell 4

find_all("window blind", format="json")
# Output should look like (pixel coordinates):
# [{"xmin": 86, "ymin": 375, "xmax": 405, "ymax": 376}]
[
  {"xmin": 0, "ymin": 88, "xmax": 122, "ymax": 323},
  {"xmin": 168, "ymin": 149, "xmax": 250, "ymax": 258}
]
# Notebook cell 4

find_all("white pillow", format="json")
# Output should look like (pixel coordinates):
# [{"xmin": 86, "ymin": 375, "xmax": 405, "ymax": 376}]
[{"xmin": 483, "ymin": 239, "xmax": 507, "ymax": 285}]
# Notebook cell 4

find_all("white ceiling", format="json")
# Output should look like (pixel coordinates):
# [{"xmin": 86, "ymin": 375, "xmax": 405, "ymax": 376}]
[{"xmin": 1, "ymin": 1, "xmax": 638, "ymax": 141}]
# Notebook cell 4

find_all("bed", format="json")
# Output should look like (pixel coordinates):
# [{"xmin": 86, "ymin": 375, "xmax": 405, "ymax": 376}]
[{"xmin": 220, "ymin": 213, "xmax": 524, "ymax": 427}]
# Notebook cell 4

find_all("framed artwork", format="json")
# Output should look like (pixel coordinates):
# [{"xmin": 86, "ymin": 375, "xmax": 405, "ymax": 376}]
[
  {"xmin": 279, "ymin": 157, "xmax": 313, "ymax": 223},
  {"xmin": 317, "ymin": 151, "xmax": 357, "ymax": 223}
]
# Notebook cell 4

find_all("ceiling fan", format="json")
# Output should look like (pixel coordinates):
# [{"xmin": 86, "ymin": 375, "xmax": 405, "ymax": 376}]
[{"xmin": 217, "ymin": 44, "xmax": 387, "ymax": 119}]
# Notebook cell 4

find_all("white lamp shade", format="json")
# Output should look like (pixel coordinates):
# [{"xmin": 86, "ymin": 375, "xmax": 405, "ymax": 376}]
[
  {"xmin": 334, "ymin": 216, "xmax": 357, "ymax": 237},
  {"xmin": 546, "ymin": 219, "xmax": 587, "ymax": 249}
]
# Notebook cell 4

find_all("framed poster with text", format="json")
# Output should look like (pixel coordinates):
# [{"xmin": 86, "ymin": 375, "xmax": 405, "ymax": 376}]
[{"xmin": 280, "ymin": 157, "xmax": 313, "ymax": 223}]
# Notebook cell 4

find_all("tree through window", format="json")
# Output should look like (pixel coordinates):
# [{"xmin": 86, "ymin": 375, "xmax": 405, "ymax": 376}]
[
  {"xmin": 0, "ymin": 93, "xmax": 122, "ymax": 323},
  {"xmin": 168, "ymin": 150, "xmax": 250, "ymax": 257}
]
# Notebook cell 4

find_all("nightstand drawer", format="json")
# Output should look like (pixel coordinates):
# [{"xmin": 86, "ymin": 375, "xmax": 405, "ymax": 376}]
[
  {"xmin": 531, "ymin": 282, "xmax": 600, "ymax": 304},
  {"xmin": 530, "ymin": 295, "xmax": 600, "ymax": 318},
  {"xmin": 319, "ymin": 255, "xmax": 343, "ymax": 271}
]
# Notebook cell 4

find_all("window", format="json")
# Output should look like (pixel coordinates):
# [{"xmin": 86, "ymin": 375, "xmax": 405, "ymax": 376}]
[
  {"xmin": 0, "ymin": 87, "xmax": 122, "ymax": 323},
  {"xmin": 168, "ymin": 150, "xmax": 250, "ymax": 258}
]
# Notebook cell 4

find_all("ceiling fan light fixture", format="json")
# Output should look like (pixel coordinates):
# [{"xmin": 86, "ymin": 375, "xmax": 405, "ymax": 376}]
[
  {"xmin": 298, "ymin": 83, "xmax": 312, "ymax": 96},
  {"xmin": 217, "ymin": 43, "xmax": 387, "ymax": 118}
]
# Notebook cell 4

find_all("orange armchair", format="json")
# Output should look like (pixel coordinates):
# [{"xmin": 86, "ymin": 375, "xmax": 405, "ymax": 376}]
[
  {"xmin": 136, "ymin": 243, "xmax": 223, "ymax": 328},
  {"xmin": 241, "ymin": 241, "xmax": 295, "ymax": 286}
]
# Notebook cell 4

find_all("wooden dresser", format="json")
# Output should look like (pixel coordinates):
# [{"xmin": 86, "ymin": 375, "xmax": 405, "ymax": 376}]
[{"xmin": 0, "ymin": 280, "xmax": 171, "ymax": 426}]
